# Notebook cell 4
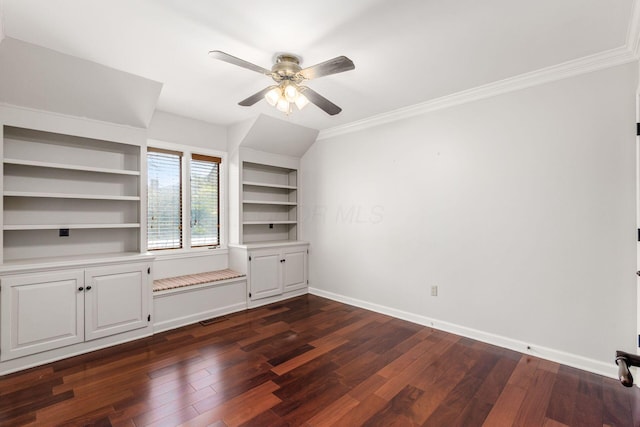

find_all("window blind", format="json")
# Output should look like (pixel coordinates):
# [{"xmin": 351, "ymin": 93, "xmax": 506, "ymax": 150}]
[
  {"xmin": 147, "ymin": 149, "xmax": 182, "ymax": 250},
  {"xmin": 190, "ymin": 154, "xmax": 220, "ymax": 247}
]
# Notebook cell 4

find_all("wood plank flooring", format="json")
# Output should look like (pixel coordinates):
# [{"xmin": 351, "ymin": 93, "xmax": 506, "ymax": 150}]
[{"xmin": 1, "ymin": 294, "xmax": 639, "ymax": 426}]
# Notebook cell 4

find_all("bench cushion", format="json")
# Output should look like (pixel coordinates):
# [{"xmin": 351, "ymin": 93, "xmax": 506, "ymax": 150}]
[{"xmin": 153, "ymin": 269, "xmax": 245, "ymax": 292}]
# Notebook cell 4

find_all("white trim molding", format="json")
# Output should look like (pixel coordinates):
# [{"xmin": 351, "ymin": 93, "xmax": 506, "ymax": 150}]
[
  {"xmin": 309, "ymin": 287, "xmax": 618, "ymax": 379},
  {"xmin": 0, "ymin": 0, "xmax": 5, "ymax": 43},
  {"xmin": 627, "ymin": 0, "xmax": 640, "ymax": 58},
  {"xmin": 318, "ymin": 46, "xmax": 636, "ymax": 141}
]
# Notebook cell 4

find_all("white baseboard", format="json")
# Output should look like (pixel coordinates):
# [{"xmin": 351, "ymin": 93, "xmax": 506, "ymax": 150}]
[
  {"xmin": 153, "ymin": 302, "xmax": 247, "ymax": 334},
  {"xmin": 247, "ymin": 288, "xmax": 309, "ymax": 309},
  {"xmin": 309, "ymin": 287, "xmax": 617, "ymax": 379}
]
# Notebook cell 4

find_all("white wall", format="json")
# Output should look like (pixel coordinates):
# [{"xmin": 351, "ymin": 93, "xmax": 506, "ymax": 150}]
[
  {"xmin": 148, "ymin": 110, "xmax": 227, "ymax": 151},
  {"xmin": 300, "ymin": 62, "xmax": 638, "ymax": 372}
]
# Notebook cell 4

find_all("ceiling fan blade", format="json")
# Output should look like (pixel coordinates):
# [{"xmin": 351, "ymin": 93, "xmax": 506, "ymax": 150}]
[
  {"xmin": 300, "ymin": 87, "xmax": 342, "ymax": 115},
  {"xmin": 209, "ymin": 50, "xmax": 271, "ymax": 75},
  {"xmin": 238, "ymin": 86, "xmax": 277, "ymax": 106},
  {"xmin": 299, "ymin": 56, "xmax": 355, "ymax": 80}
]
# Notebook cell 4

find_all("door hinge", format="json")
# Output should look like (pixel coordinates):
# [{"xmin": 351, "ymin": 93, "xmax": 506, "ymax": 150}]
[
  {"xmin": 307, "ymin": 280, "xmax": 309, "ymax": 285},
  {"xmin": 147, "ymin": 267, "xmax": 151, "ymax": 275},
  {"xmin": 148, "ymin": 314, "xmax": 151, "ymax": 322},
  {"xmin": 307, "ymin": 249, "xmax": 309, "ymax": 254},
  {"xmin": 637, "ymin": 123, "xmax": 640, "ymax": 136}
]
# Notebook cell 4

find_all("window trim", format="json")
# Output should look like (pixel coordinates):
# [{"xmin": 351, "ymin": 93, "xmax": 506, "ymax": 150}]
[
  {"xmin": 190, "ymin": 153, "xmax": 221, "ymax": 248},
  {"xmin": 146, "ymin": 140, "xmax": 226, "ymax": 257},
  {"xmin": 147, "ymin": 147, "xmax": 183, "ymax": 251}
]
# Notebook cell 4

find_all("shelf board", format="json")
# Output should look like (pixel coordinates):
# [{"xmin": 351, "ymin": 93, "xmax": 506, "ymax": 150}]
[
  {"xmin": 4, "ymin": 158, "xmax": 140, "ymax": 176},
  {"xmin": 243, "ymin": 221, "xmax": 297, "ymax": 225},
  {"xmin": 3, "ymin": 191, "xmax": 140, "ymax": 201},
  {"xmin": 4, "ymin": 223, "xmax": 140, "ymax": 231},
  {"xmin": 243, "ymin": 200, "xmax": 297, "ymax": 206},
  {"xmin": 242, "ymin": 181, "xmax": 297, "ymax": 190},
  {"xmin": 0, "ymin": 252, "xmax": 155, "ymax": 274}
]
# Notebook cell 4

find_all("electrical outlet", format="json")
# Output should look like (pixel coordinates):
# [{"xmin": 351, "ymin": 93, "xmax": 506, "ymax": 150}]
[{"xmin": 431, "ymin": 285, "xmax": 438, "ymax": 296}]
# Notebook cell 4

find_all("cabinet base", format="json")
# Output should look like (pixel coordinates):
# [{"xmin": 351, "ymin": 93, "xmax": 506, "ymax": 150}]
[
  {"xmin": 248, "ymin": 287, "xmax": 308, "ymax": 309},
  {"xmin": 0, "ymin": 325, "xmax": 152, "ymax": 376}
]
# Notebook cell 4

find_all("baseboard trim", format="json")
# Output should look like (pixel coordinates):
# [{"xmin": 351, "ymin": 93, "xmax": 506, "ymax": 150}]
[
  {"xmin": 309, "ymin": 287, "xmax": 617, "ymax": 379},
  {"xmin": 153, "ymin": 302, "xmax": 247, "ymax": 334},
  {"xmin": 247, "ymin": 288, "xmax": 309, "ymax": 309}
]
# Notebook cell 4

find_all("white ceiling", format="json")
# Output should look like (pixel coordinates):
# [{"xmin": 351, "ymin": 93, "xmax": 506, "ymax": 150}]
[{"xmin": 0, "ymin": 0, "xmax": 636, "ymax": 131}]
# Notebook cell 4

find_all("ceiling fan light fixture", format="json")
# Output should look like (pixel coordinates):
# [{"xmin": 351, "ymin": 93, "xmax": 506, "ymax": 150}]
[
  {"xmin": 284, "ymin": 83, "xmax": 299, "ymax": 103},
  {"xmin": 294, "ymin": 93, "xmax": 309, "ymax": 110},
  {"xmin": 265, "ymin": 87, "xmax": 281, "ymax": 106},
  {"xmin": 210, "ymin": 50, "xmax": 354, "ymax": 116},
  {"xmin": 276, "ymin": 97, "xmax": 290, "ymax": 113}
]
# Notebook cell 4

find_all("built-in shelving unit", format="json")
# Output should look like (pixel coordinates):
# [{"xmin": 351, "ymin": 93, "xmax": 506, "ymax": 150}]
[
  {"xmin": 241, "ymin": 161, "xmax": 297, "ymax": 243},
  {"xmin": 1, "ymin": 126, "xmax": 143, "ymax": 264}
]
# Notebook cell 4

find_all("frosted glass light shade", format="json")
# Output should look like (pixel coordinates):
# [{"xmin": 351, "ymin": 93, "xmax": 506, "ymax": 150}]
[
  {"xmin": 295, "ymin": 93, "xmax": 309, "ymax": 110},
  {"xmin": 265, "ymin": 88, "xmax": 281, "ymax": 106},
  {"xmin": 284, "ymin": 84, "xmax": 299, "ymax": 102},
  {"xmin": 276, "ymin": 98, "xmax": 290, "ymax": 113}
]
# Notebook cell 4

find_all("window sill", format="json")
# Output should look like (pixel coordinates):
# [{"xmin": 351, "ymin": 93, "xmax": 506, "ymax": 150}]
[{"xmin": 149, "ymin": 247, "xmax": 229, "ymax": 261}]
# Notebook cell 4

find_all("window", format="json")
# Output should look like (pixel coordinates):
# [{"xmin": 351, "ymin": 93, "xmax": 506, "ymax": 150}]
[
  {"xmin": 147, "ymin": 147, "xmax": 221, "ymax": 251},
  {"xmin": 190, "ymin": 154, "xmax": 220, "ymax": 247}
]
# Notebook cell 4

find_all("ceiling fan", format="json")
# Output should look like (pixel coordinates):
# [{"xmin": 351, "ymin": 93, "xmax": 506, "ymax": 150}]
[{"xmin": 209, "ymin": 50, "xmax": 355, "ymax": 116}]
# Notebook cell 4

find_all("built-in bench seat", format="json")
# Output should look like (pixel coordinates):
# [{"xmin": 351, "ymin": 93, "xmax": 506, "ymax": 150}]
[
  {"xmin": 152, "ymin": 268, "xmax": 247, "ymax": 333},
  {"xmin": 153, "ymin": 268, "xmax": 245, "ymax": 292}
]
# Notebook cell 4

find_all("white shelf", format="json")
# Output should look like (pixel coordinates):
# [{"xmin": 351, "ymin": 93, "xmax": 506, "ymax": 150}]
[
  {"xmin": 230, "ymin": 240, "xmax": 309, "ymax": 250},
  {"xmin": 0, "ymin": 252, "xmax": 154, "ymax": 274},
  {"xmin": 4, "ymin": 191, "xmax": 140, "ymax": 201},
  {"xmin": 2, "ymin": 126, "xmax": 144, "ymax": 264},
  {"xmin": 243, "ymin": 200, "xmax": 297, "ymax": 206},
  {"xmin": 3, "ymin": 158, "xmax": 140, "ymax": 176},
  {"xmin": 4, "ymin": 223, "xmax": 140, "ymax": 231},
  {"xmin": 243, "ymin": 221, "xmax": 297, "ymax": 225},
  {"xmin": 242, "ymin": 181, "xmax": 297, "ymax": 190}
]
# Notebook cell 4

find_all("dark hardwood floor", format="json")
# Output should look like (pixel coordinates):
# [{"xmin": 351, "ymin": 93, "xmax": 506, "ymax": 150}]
[{"xmin": 1, "ymin": 294, "xmax": 639, "ymax": 426}]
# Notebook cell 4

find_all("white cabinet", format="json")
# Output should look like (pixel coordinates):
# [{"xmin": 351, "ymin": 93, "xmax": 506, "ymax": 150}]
[
  {"xmin": 85, "ymin": 263, "xmax": 149, "ymax": 341},
  {"xmin": 230, "ymin": 242, "xmax": 308, "ymax": 307},
  {"xmin": 0, "ymin": 270, "xmax": 84, "ymax": 360},
  {"xmin": 0, "ymin": 262, "xmax": 151, "ymax": 361},
  {"xmin": 282, "ymin": 246, "xmax": 307, "ymax": 292},
  {"xmin": 249, "ymin": 248, "xmax": 282, "ymax": 300}
]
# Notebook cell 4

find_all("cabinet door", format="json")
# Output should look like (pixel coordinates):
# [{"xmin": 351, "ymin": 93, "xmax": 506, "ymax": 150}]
[
  {"xmin": 1, "ymin": 270, "xmax": 85, "ymax": 361},
  {"xmin": 282, "ymin": 246, "xmax": 307, "ymax": 292},
  {"xmin": 249, "ymin": 249, "xmax": 282, "ymax": 300},
  {"xmin": 84, "ymin": 263, "xmax": 149, "ymax": 341}
]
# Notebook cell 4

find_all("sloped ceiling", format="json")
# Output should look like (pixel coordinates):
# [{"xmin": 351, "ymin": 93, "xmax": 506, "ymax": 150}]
[
  {"xmin": 235, "ymin": 114, "xmax": 319, "ymax": 158},
  {"xmin": 0, "ymin": 0, "xmax": 636, "ymax": 132},
  {"xmin": 0, "ymin": 38, "xmax": 162, "ymax": 128}
]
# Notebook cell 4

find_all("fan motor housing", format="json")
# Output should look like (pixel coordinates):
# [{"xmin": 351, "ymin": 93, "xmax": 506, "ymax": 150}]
[{"xmin": 271, "ymin": 54, "xmax": 302, "ymax": 81}]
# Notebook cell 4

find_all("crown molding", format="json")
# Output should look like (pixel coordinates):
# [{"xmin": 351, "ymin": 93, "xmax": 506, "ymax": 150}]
[
  {"xmin": 318, "ymin": 46, "xmax": 636, "ymax": 141},
  {"xmin": 0, "ymin": 0, "xmax": 5, "ymax": 42},
  {"xmin": 627, "ymin": 0, "xmax": 640, "ymax": 58}
]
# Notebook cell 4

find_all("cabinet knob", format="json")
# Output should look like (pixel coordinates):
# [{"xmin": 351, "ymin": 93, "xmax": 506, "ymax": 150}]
[
  {"xmin": 86, "ymin": 285, "xmax": 92, "ymax": 291},
  {"xmin": 280, "ymin": 259, "xmax": 285, "ymax": 263},
  {"xmin": 78, "ymin": 287, "xmax": 84, "ymax": 291}
]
